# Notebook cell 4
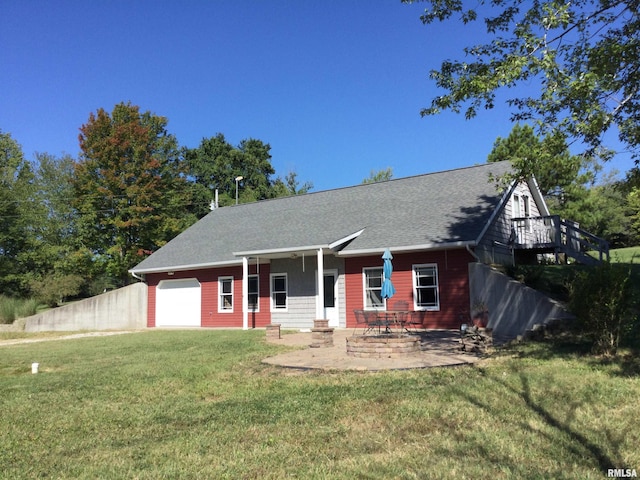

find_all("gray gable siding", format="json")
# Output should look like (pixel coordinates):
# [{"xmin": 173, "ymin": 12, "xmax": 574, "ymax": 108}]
[
  {"xmin": 131, "ymin": 162, "xmax": 515, "ymax": 274},
  {"xmin": 476, "ymin": 179, "xmax": 549, "ymax": 264}
]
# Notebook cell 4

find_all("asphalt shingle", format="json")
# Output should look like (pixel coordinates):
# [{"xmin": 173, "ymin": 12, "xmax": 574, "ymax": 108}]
[{"xmin": 131, "ymin": 161, "xmax": 512, "ymax": 273}]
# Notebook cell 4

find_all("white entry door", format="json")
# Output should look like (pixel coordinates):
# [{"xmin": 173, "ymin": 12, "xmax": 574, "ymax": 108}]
[
  {"xmin": 156, "ymin": 278, "xmax": 201, "ymax": 327},
  {"xmin": 323, "ymin": 270, "xmax": 339, "ymax": 328}
]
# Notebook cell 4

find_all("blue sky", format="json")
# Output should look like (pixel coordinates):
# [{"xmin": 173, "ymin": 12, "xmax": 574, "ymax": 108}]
[{"xmin": 1, "ymin": 1, "xmax": 633, "ymax": 192}]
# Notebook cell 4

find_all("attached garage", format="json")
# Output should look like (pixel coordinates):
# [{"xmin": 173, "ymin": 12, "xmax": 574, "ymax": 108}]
[{"xmin": 156, "ymin": 278, "xmax": 201, "ymax": 327}]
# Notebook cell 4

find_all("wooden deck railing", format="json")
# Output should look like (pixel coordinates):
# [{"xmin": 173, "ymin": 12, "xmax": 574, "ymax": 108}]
[{"xmin": 511, "ymin": 215, "xmax": 609, "ymax": 264}]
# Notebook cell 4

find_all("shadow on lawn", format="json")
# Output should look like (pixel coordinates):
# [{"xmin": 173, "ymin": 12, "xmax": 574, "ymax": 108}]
[
  {"xmin": 496, "ymin": 334, "xmax": 640, "ymax": 378},
  {"xmin": 452, "ymin": 366, "xmax": 627, "ymax": 474}
]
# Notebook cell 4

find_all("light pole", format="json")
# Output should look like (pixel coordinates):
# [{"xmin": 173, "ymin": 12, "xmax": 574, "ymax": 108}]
[{"xmin": 235, "ymin": 176, "xmax": 243, "ymax": 205}]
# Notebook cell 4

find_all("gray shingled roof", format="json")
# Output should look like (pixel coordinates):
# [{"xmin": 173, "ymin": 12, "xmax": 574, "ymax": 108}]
[{"xmin": 131, "ymin": 161, "xmax": 512, "ymax": 273}]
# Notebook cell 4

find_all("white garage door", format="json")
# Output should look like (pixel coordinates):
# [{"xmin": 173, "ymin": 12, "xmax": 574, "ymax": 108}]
[{"xmin": 156, "ymin": 278, "xmax": 201, "ymax": 327}]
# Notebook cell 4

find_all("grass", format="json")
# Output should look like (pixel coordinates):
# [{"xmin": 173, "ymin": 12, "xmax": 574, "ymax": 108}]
[
  {"xmin": 608, "ymin": 245, "xmax": 640, "ymax": 263},
  {"xmin": 1, "ymin": 330, "xmax": 639, "ymax": 479},
  {"xmin": 0, "ymin": 295, "xmax": 39, "ymax": 324},
  {"xmin": 507, "ymin": 245, "xmax": 640, "ymax": 303}
]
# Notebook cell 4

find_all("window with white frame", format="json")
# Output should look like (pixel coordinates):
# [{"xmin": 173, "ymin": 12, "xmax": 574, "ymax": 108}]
[
  {"xmin": 218, "ymin": 276, "xmax": 233, "ymax": 312},
  {"xmin": 412, "ymin": 264, "xmax": 439, "ymax": 310},
  {"xmin": 270, "ymin": 273, "xmax": 287, "ymax": 311},
  {"xmin": 248, "ymin": 275, "xmax": 259, "ymax": 311},
  {"xmin": 363, "ymin": 267, "xmax": 384, "ymax": 310},
  {"xmin": 512, "ymin": 193, "xmax": 531, "ymax": 219},
  {"xmin": 512, "ymin": 193, "xmax": 522, "ymax": 218}
]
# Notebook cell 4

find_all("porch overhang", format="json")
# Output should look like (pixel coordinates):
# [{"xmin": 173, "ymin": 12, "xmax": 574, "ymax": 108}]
[
  {"xmin": 129, "ymin": 259, "xmax": 243, "ymax": 276},
  {"xmin": 337, "ymin": 240, "xmax": 477, "ymax": 257},
  {"xmin": 232, "ymin": 244, "xmax": 329, "ymax": 260},
  {"xmin": 232, "ymin": 229, "xmax": 366, "ymax": 260}
]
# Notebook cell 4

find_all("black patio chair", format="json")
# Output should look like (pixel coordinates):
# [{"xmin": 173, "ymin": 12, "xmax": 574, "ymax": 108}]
[
  {"xmin": 363, "ymin": 310, "xmax": 387, "ymax": 334},
  {"xmin": 405, "ymin": 311, "xmax": 424, "ymax": 334}
]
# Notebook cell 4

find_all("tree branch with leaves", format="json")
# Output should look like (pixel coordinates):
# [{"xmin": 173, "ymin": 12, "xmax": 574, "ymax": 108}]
[{"xmin": 405, "ymin": 0, "xmax": 640, "ymax": 162}]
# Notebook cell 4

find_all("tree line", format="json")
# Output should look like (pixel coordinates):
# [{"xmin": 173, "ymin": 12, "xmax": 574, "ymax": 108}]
[
  {"xmin": 0, "ymin": 102, "xmax": 312, "ymax": 304},
  {"xmin": 1, "ymin": 100, "xmax": 639, "ymax": 307}
]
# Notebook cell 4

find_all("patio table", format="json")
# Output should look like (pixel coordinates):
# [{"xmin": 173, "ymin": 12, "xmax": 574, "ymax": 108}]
[
  {"xmin": 372, "ymin": 310, "xmax": 411, "ymax": 334},
  {"xmin": 354, "ymin": 310, "xmax": 414, "ymax": 335}
]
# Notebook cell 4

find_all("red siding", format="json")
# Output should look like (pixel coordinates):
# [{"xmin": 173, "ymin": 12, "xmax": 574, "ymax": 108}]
[
  {"xmin": 145, "ymin": 263, "xmax": 272, "ymax": 328},
  {"xmin": 345, "ymin": 249, "xmax": 474, "ymax": 329},
  {"xmin": 147, "ymin": 275, "xmax": 157, "ymax": 328}
]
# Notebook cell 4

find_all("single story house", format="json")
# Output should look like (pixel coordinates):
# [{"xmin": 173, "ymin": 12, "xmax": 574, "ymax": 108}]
[{"xmin": 130, "ymin": 161, "xmax": 600, "ymax": 330}]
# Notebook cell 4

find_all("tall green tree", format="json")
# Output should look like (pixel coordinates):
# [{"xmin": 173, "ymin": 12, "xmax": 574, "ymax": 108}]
[
  {"xmin": 0, "ymin": 130, "xmax": 36, "ymax": 296},
  {"xmin": 487, "ymin": 124, "xmax": 599, "ymax": 209},
  {"xmin": 405, "ymin": 0, "xmax": 640, "ymax": 164},
  {"xmin": 185, "ymin": 134, "xmax": 312, "ymax": 215},
  {"xmin": 561, "ymin": 173, "xmax": 632, "ymax": 247},
  {"xmin": 362, "ymin": 167, "xmax": 394, "ymax": 184},
  {"xmin": 625, "ymin": 167, "xmax": 640, "ymax": 245},
  {"xmin": 23, "ymin": 153, "xmax": 90, "ymax": 304},
  {"xmin": 271, "ymin": 171, "xmax": 314, "ymax": 197},
  {"xmin": 73, "ymin": 102, "xmax": 194, "ymax": 286}
]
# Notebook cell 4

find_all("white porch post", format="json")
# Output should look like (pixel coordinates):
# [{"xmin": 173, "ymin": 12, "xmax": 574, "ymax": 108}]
[
  {"xmin": 242, "ymin": 256, "xmax": 249, "ymax": 330},
  {"xmin": 316, "ymin": 248, "xmax": 324, "ymax": 319}
]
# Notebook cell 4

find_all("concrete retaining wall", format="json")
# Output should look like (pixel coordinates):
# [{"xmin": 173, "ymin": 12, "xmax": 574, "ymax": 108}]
[
  {"xmin": 21, "ymin": 282, "xmax": 147, "ymax": 332},
  {"xmin": 469, "ymin": 263, "xmax": 573, "ymax": 340}
]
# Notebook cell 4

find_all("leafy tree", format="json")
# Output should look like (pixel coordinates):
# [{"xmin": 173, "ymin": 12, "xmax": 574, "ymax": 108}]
[
  {"xmin": 628, "ymin": 187, "xmax": 640, "ymax": 243},
  {"xmin": 73, "ymin": 102, "xmax": 195, "ymax": 286},
  {"xmin": 185, "ymin": 134, "xmax": 312, "ymax": 214},
  {"xmin": 627, "ymin": 167, "xmax": 640, "ymax": 244},
  {"xmin": 569, "ymin": 261, "xmax": 638, "ymax": 355},
  {"xmin": 362, "ymin": 167, "xmax": 394, "ymax": 184},
  {"xmin": 21, "ymin": 153, "xmax": 96, "ymax": 302},
  {"xmin": 0, "ymin": 130, "xmax": 37, "ymax": 295},
  {"xmin": 271, "ymin": 171, "xmax": 314, "ymax": 197},
  {"xmin": 185, "ymin": 134, "xmax": 276, "ymax": 213},
  {"xmin": 406, "ymin": 0, "xmax": 640, "ymax": 163},
  {"xmin": 561, "ymin": 174, "xmax": 632, "ymax": 247},
  {"xmin": 487, "ymin": 124, "xmax": 601, "ymax": 213}
]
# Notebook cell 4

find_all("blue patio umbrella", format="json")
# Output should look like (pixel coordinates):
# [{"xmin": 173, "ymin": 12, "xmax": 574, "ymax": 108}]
[{"xmin": 381, "ymin": 249, "xmax": 396, "ymax": 300}]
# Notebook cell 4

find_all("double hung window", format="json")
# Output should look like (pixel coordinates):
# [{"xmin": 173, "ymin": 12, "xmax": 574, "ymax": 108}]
[
  {"xmin": 363, "ymin": 267, "xmax": 384, "ymax": 310},
  {"xmin": 270, "ymin": 274, "xmax": 287, "ymax": 311},
  {"xmin": 412, "ymin": 264, "xmax": 439, "ymax": 310},
  {"xmin": 218, "ymin": 276, "xmax": 233, "ymax": 312}
]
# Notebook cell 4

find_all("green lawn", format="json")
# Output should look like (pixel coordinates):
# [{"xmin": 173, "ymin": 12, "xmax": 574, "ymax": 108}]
[
  {"xmin": 1, "ymin": 330, "xmax": 638, "ymax": 479},
  {"xmin": 609, "ymin": 245, "xmax": 640, "ymax": 263}
]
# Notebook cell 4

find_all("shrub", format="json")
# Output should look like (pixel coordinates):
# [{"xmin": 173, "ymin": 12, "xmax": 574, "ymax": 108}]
[
  {"xmin": 568, "ymin": 261, "xmax": 639, "ymax": 355},
  {"xmin": 0, "ymin": 295, "xmax": 40, "ymax": 323},
  {"xmin": 0, "ymin": 295, "xmax": 17, "ymax": 324},
  {"xmin": 30, "ymin": 274, "xmax": 84, "ymax": 307},
  {"xmin": 15, "ymin": 298, "xmax": 38, "ymax": 318}
]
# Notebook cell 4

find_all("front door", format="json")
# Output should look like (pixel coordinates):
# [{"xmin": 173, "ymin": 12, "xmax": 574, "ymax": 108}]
[{"xmin": 323, "ymin": 270, "xmax": 339, "ymax": 327}]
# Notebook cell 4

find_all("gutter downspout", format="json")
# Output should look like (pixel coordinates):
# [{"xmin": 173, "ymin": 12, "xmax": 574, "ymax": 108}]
[
  {"xmin": 130, "ymin": 271, "xmax": 145, "ymax": 282},
  {"xmin": 466, "ymin": 244, "xmax": 480, "ymax": 262}
]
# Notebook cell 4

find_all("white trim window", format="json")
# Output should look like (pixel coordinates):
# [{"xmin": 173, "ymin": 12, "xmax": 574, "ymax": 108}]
[
  {"xmin": 218, "ymin": 276, "xmax": 234, "ymax": 312},
  {"xmin": 248, "ymin": 275, "xmax": 259, "ymax": 312},
  {"xmin": 363, "ymin": 267, "xmax": 385, "ymax": 310},
  {"xmin": 412, "ymin": 264, "xmax": 439, "ymax": 311},
  {"xmin": 270, "ymin": 273, "xmax": 287, "ymax": 311},
  {"xmin": 512, "ymin": 193, "xmax": 522, "ymax": 219},
  {"xmin": 513, "ymin": 193, "xmax": 531, "ymax": 219}
]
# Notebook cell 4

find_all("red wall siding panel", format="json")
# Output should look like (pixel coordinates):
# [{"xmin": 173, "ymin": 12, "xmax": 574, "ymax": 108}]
[
  {"xmin": 345, "ymin": 249, "xmax": 474, "ymax": 329},
  {"xmin": 147, "ymin": 274, "xmax": 158, "ymax": 328},
  {"xmin": 144, "ymin": 264, "xmax": 272, "ymax": 328}
]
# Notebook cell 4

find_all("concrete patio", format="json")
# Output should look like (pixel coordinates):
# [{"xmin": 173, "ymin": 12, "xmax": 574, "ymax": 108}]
[{"xmin": 263, "ymin": 328, "xmax": 485, "ymax": 371}]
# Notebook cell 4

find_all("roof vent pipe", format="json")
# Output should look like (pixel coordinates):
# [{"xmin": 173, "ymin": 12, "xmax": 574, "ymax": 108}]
[{"xmin": 210, "ymin": 189, "xmax": 219, "ymax": 210}]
